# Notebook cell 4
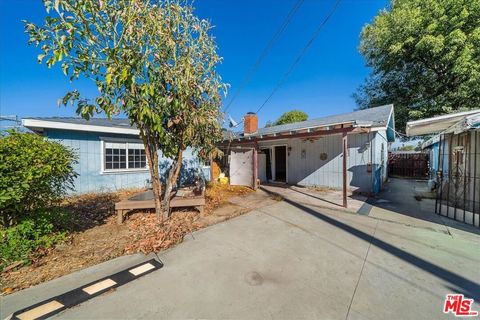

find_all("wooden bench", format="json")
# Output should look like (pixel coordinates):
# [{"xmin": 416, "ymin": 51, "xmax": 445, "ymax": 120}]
[{"xmin": 115, "ymin": 193, "xmax": 205, "ymax": 224}]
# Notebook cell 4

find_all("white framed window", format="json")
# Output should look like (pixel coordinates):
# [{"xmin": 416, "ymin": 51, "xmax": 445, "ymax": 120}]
[{"xmin": 101, "ymin": 139, "xmax": 148, "ymax": 173}]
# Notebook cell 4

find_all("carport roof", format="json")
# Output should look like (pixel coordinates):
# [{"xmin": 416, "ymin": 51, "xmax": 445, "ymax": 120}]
[{"xmin": 406, "ymin": 109, "xmax": 480, "ymax": 137}]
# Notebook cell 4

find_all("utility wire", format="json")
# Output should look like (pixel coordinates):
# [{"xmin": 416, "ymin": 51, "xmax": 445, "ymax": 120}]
[
  {"xmin": 223, "ymin": 0, "xmax": 305, "ymax": 113},
  {"xmin": 230, "ymin": 0, "xmax": 342, "ymax": 129},
  {"xmin": 254, "ymin": 0, "xmax": 342, "ymax": 116}
]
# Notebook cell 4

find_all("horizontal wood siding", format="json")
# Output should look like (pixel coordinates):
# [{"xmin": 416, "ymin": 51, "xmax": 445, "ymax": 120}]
[
  {"xmin": 44, "ymin": 129, "xmax": 206, "ymax": 194},
  {"xmin": 257, "ymin": 131, "xmax": 377, "ymax": 192}
]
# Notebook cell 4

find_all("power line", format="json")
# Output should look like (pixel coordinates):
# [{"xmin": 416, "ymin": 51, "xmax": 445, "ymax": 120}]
[
  {"xmin": 254, "ymin": 0, "xmax": 342, "ymax": 116},
  {"xmin": 223, "ymin": 0, "xmax": 305, "ymax": 113}
]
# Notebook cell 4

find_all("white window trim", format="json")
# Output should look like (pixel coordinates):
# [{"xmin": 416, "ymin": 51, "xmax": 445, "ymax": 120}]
[{"xmin": 100, "ymin": 138, "xmax": 149, "ymax": 174}]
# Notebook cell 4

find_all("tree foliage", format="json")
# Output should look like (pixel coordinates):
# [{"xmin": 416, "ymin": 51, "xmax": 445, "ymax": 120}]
[
  {"xmin": 269, "ymin": 110, "xmax": 308, "ymax": 127},
  {"xmin": 354, "ymin": 0, "xmax": 480, "ymax": 134},
  {"xmin": 25, "ymin": 0, "xmax": 227, "ymax": 219},
  {"xmin": 0, "ymin": 131, "xmax": 77, "ymax": 227}
]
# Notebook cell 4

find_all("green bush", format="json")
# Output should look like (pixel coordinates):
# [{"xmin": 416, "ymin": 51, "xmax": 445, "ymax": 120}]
[
  {"xmin": 0, "ymin": 208, "xmax": 70, "ymax": 270},
  {"xmin": 0, "ymin": 131, "xmax": 78, "ymax": 227}
]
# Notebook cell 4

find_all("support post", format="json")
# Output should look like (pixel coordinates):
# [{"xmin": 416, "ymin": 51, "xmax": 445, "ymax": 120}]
[
  {"xmin": 436, "ymin": 134, "xmax": 444, "ymax": 215},
  {"xmin": 342, "ymin": 131, "xmax": 348, "ymax": 208},
  {"xmin": 474, "ymin": 131, "xmax": 478, "ymax": 226},
  {"xmin": 253, "ymin": 147, "xmax": 258, "ymax": 190}
]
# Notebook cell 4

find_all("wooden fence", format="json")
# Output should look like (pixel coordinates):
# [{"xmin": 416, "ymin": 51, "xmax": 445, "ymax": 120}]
[{"xmin": 388, "ymin": 152, "xmax": 429, "ymax": 178}]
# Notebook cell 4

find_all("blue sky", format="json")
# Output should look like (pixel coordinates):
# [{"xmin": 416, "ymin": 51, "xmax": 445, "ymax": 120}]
[{"xmin": 0, "ymin": 0, "xmax": 389, "ymax": 127}]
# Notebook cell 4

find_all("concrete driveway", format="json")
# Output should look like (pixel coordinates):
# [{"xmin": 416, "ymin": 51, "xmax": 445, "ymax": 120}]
[{"xmin": 2, "ymin": 187, "xmax": 480, "ymax": 319}]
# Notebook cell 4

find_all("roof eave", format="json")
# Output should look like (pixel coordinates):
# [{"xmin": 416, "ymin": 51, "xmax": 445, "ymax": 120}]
[
  {"xmin": 22, "ymin": 119, "xmax": 139, "ymax": 135},
  {"xmin": 406, "ymin": 109, "xmax": 480, "ymax": 136}
]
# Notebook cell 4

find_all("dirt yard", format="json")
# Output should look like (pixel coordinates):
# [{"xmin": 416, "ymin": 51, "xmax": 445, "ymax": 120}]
[{"xmin": 1, "ymin": 184, "xmax": 253, "ymax": 294}]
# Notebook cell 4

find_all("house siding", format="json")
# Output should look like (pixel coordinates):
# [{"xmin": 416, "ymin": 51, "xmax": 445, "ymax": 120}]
[
  {"xmin": 257, "ymin": 131, "xmax": 382, "ymax": 193},
  {"xmin": 44, "ymin": 129, "xmax": 208, "ymax": 194}
]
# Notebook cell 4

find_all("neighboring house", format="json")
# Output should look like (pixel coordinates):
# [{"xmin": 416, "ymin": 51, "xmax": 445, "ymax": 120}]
[
  {"xmin": 406, "ymin": 109, "xmax": 480, "ymax": 228},
  {"xmin": 218, "ymin": 105, "xmax": 395, "ymax": 198},
  {"xmin": 22, "ymin": 118, "xmax": 210, "ymax": 194}
]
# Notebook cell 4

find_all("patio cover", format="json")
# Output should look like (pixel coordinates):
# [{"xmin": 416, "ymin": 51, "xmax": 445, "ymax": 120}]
[{"xmin": 406, "ymin": 109, "xmax": 480, "ymax": 137}]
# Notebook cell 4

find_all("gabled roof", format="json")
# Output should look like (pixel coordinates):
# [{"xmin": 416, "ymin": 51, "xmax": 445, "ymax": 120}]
[
  {"xmin": 226, "ymin": 104, "xmax": 394, "ymax": 140},
  {"xmin": 23, "ymin": 104, "xmax": 395, "ymax": 140}
]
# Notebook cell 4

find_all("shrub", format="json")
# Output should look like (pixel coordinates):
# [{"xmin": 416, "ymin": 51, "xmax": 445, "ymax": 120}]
[
  {"xmin": 0, "ymin": 131, "xmax": 78, "ymax": 227},
  {"xmin": 0, "ymin": 208, "xmax": 69, "ymax": 270}
]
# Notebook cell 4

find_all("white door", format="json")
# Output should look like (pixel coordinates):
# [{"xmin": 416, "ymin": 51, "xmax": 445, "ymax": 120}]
[{"xmin": 230, "ymin": 148, "xmax": 254, "ymax": 188}]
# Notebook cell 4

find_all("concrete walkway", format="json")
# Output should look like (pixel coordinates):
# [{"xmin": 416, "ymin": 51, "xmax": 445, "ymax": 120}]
[
  {"xmin": 368, "ymin": 178, "xmax": 480, "ymax": 242},
  {"xmin": 2, "ymin": 180, "xmax": 479, "ymax": 319},
  {"xmin": 260, "ymin": 183, "xmax": 367, "ymax": 213}
]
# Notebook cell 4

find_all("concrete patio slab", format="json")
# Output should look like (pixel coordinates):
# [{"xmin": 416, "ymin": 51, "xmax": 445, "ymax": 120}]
[{"xmin": 260, "ymin": 183, "xmax": 367, "ymax": 213}]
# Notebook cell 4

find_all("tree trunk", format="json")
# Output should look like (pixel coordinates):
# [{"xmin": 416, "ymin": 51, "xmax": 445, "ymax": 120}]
[
  {"xmin": 141, "ymin": 132, "xmax": 163, "ymax": 220},
  {"xmin": 163, "ymin": 148, "xmax": 184, "ymax": 218}
]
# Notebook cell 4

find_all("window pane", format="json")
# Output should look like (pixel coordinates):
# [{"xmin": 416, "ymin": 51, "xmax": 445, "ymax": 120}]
[
  {"xmin": 127, "ymin": 147, "xmax": 147, "ymax": 169},
  {"xmin": 105, "ymin": 143, "xmax": 131, "ymax": 171}
]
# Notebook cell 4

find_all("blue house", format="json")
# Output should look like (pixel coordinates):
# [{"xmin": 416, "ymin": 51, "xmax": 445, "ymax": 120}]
[
  {"xmin": 407, "ymin": 109, "xmax": 480, "ymax": 228},
  {"xmin": 22, "ymin": 118, "xmax": 210, "ymax": 194}
]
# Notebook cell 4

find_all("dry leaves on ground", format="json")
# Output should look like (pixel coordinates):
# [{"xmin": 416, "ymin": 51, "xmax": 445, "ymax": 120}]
[
  {"xmin": 125, "ymin": 210, "xmax": 204, "ymax": 254},
  {"xmin": 205, "ymin": 183, "xmax": 252, "ymax": 212},
  {"xmin": 1, "ymin": 184, "xmax": 254, "ymax": 294}
]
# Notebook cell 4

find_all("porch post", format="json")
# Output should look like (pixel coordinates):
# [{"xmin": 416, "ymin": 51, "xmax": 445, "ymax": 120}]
[
  {"xmin": 253, "ymin": 147, "xmax": 258, "ymax": 190},
  {"xmin": 342, "ymin": 131, "xmax": 348, "ymax": 208}
]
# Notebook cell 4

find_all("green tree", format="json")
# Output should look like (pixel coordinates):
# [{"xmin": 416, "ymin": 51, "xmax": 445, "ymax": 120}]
[
  {"xmin": 25, "ymin": 0, "xmax": 227, "ymax": 220},
  {"xmin": 273, "ymin": 110, "xmax": 308, "ymax": 126},
  {"xmin": 354, "ymin": 0, "xmax": 480, "ymax": 134},
  {"xmin": 0, "ymin": 131, "xmax": 77, "ymax": 227}
]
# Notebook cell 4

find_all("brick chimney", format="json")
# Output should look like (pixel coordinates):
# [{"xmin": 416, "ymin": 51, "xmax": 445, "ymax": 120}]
[{"xmin": 244, "ymin": 112, "xmax": 258, "ymax": 135}]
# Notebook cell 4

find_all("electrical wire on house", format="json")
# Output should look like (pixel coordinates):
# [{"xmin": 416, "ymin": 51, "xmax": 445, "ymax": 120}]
[
  {"xmin": 229, "ymin": 0, "xmax": 343, "ymax": 129},
  {"xmin": 223, "ymin": 0, "xmax": 305, "ymax": 114}
]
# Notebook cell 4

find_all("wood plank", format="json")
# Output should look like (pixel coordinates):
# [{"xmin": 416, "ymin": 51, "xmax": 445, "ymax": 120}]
[
  {"xmin": 115, "ymin": 200, "xmax": 155, "ymax": 210},
  {"xmin": 170, "ymin": 197, "xmax": 205, "ymax": 207},
  {"xmin": 116, "ymin": 197, "xmax": 205, "ymax": 210}
]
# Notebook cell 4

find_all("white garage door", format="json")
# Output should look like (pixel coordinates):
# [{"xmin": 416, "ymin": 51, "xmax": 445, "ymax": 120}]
[{"xmin": 229, "ymin": 148, "xmax": 254, "ymax": 188}]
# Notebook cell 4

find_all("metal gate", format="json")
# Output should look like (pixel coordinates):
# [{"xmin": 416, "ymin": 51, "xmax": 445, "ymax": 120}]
[
  {"xmin": 436, "ymin": 131, "xmax": 480, "ymax": 227},
  {"xmin": 229, "ymin": 148, "xmax": 255, "ymax": 188}
]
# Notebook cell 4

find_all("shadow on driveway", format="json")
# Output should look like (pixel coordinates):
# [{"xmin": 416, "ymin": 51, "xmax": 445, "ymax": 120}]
[
  {"xmin": 369, "ymin": 178, "xmax": 480, "ymax": 236},
  {"xmin": 262, "ymin": 186, "xmax": 480, "ymax": 302}
]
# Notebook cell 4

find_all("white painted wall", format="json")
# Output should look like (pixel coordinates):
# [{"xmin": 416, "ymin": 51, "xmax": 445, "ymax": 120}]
[{"xmin": 257, "ymin": 131, "xmax": 379, "ymax": 193}]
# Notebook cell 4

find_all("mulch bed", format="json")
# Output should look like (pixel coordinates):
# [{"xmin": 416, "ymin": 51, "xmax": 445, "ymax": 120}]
[{"xmin": 1, "ymin": 184, "xmax": 252, "ymax": 295}]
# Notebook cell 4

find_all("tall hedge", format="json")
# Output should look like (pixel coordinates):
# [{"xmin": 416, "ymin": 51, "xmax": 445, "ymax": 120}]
[{"xmin": 0, "ymin": 131, "xmax": 77, "ymax": 227}]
